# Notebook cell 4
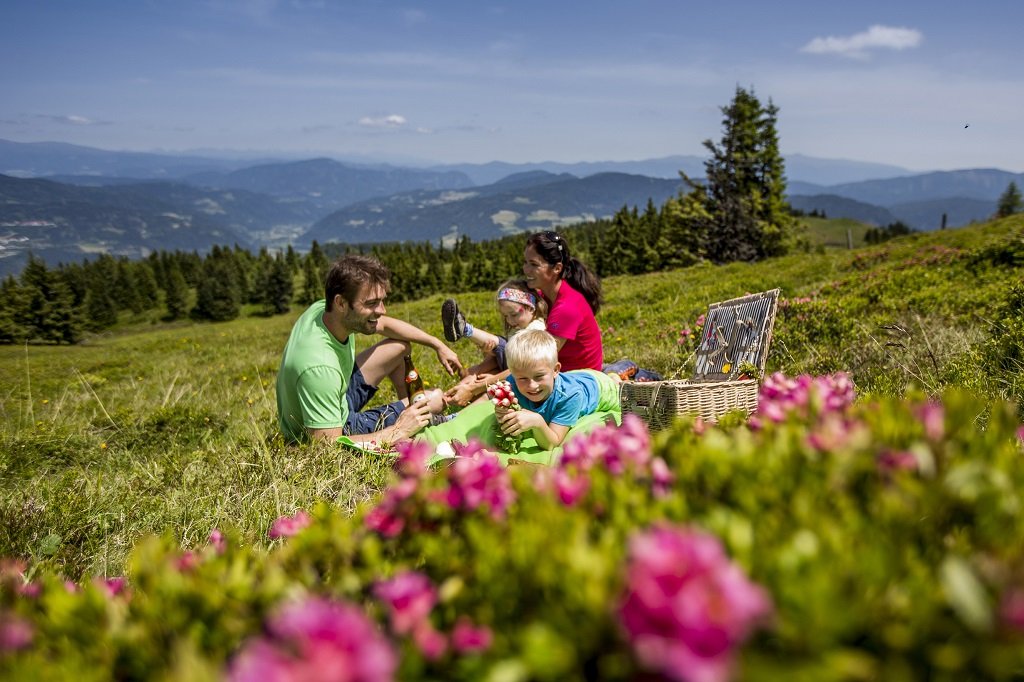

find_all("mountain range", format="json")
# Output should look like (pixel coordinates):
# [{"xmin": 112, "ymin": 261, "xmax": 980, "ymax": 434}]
[{"xmin": 1, "ymin": 138, "xmax": 1021, "ymax": 277}]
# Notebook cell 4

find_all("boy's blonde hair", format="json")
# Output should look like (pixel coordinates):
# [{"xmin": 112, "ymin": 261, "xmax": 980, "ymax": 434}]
[{"xmin": 505, "ymin": 329, "xmax": 559, "ymax": 372}]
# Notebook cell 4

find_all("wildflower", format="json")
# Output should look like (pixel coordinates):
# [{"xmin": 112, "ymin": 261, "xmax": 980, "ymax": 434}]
[
  {"xmin": 877, "ymin": 449, "xmax": 918, "ymax": 474},
  {"xmin": 619, "ymin": 525, "xmax": 772, "ymax": 682},
  {"xmin": 268, "ymin": 509, "xmax": 312, "ymax": 540},
  {"xmin": 999, "ymin": 587, "xmax": 1024, "ymax": 633},
  {"xmin": 229, "ymin": 596, "xmax": 397, "ymax": 682},
  {"xmin": 373, "ymin": 571, "xmax": 437, "ymax": 635},
  {"xmin": 175, "ymin": 550, "xmax": 198, "ymax": 572},
  {"xmin": 444, "ymin": 451, "xmax": 515, "ymax": 520},
  {"xmin": 100, "ymin": 442, "xmax": 107, "ymax": 450},
  {"xmin": 208, "ymin": 528, "xmax": 226, "ymax": 554},
  {"xmin": 412, "ymin": 621, "xmax": 448, "ymax": 660},
  {"xmin": 650, "ymin": 457, "xmax": 674, "ymax": 497},
  {"xmin": 394, "ymin": 440, "xmax": 431, "ymax": 479},
  {"xmin": 451, "ymin": 617, "xmax": 494, "ymax": 654},
  {"xmin": 97, "ymin": 576, "xmax": 128, "ymax": 597},
  {"xmin": 365, "ymin": 478, "xmax": 418, "ymax": 538},
  {"xmin": 0, "ymin": 613, "xmax": 33, "ymax": 653},
  {"xmin": 17, "ymin": 582, "xmax": 41, "ymax": 599}
]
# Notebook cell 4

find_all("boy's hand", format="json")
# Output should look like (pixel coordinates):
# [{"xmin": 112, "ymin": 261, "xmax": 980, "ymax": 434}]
[{"xmin": 497, "ymin": 408, "xmax": 543, "ymax": 436}]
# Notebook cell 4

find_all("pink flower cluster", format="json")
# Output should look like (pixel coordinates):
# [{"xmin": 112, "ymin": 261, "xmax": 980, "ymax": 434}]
[
  {"xmin": 374, "ymin": 571, "xmax": 494, "ymax": 659},
  {"xmin": 677, "ymin": 314, "xmax": 706, "ymax": 347},
  {"xmin": 754, "ymin": 372, "xmax": 856, "ymax": 426},
  {"xmin": 546, "ymin": 415, "xmax": 672, "ymax": 504},
  {"xmin": 268, "ymin": 510, "xmax": 312, "ymax": 540},
  {"xmin": 229, "ymin": 596, "xmax": 397, "ymax": 682},
  {"xmin": 619, "ymin": 526, "xmax": 772, "ymax": 682},
  {"xmin": 444, "ymin": 449, "xmax": 516, "ymax": 521},
  {"xmin": 0, "ymin": 612, "xmax": 33, "ymax": 653},
  {"xmin": 366, "ymin": 442, "xmax": 515, "ymax": 537}
]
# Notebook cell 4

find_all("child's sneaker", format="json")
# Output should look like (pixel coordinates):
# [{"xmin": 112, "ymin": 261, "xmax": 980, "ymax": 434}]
[{"xmin": 441, "ymin": 299, "xmax": 468, "ymax": 342}]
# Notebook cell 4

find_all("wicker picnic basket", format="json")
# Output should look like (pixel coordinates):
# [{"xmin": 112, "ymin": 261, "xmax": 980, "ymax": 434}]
[{"xmin": 620, "ymin": 289, "xmax": 780, "ymax": 430}]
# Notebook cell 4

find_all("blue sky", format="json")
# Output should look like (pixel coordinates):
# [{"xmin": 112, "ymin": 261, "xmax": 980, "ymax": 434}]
[{"xmin": 2, "ymin": 0, "xmax": 1022, "ymax": 171}]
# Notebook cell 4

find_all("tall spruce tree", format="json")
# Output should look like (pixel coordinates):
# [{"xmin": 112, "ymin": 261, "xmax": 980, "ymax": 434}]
[
  {"xmin": 688, "ymin": 86, "xmax": 795, "ymax": 263},
  {"xmin": 262, "ymin": 254, "xmax": 294, "ymax": 315},
  {"xmin": 192, "ymin": 250, "xmax": 241, "ymax": 321},
  {"xmin": 163, "ymin": 261, "xmax": 190, "ymax": 320},
  {"xmin": 997, "ymin": 181, "xmax": 1023, "ymax": 218}
]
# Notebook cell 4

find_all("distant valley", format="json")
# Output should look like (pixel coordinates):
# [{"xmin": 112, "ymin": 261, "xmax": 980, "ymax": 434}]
[{"xmin": 1, "ymin": 138, "xmax": 1021, "ymax": 276}]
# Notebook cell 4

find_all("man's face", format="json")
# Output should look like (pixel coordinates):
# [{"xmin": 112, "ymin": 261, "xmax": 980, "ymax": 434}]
[
  {"xmin": 511, "ymin": 359, "xmax": 559, "ymax": 403},
  {"xmin": 340, "ymin": 282, "xmax": 387, "ymax": 335}
]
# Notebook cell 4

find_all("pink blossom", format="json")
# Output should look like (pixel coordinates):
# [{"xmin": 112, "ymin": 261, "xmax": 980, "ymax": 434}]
[
  {"xmin": 268, "ymin": 509, "xmax": 312, "ymax": 540},
  {"xmin": 0, "ymin": 613, "xmax": 33, "ymax": 653},
  {"xmin": 695, "ymin": 314, "xmax": 706, "ymax": 327},
  {"xmin": 650, "ymin": 457, "xmax": 674, "ymax": 497},
  {"xmin": 1017, "ymin": 426, "xmax": 1024, "ymax": 444},
  {"xmin": 64, "ymin": 581, "xmax": 79, "ymax": 593},
  {"xmin": 412, "ymin": 622, "xmax": 448, "ymax": 660},
  {"xmin": 1000, "ymin": 588, "xmax": 1024, "ymax": 633},
  {"xmin": 365, "ymin": 478, "xmax": 419, "ymax": 538},
  {"xmin": 175, "ymin": 550, "xmax": 198, "ymax": 572},
  {"xmin": 619, "ymin": 526, "xmax": 772, "ymax": 682},
  {"xmin": 394, "ymin": 440, "xmax": 431, "ymax": 478},
  {"xmin": 757, "ymin": 373, "xmax": 856, "ymax": 424},
  {"xmin": 373, "ymin": 571, "xmax": 437, "ymax": 635},
  {"xmin": 97, "ymin": 576, "xmax": 128, "ymax": 597},
  {"xmin": 553, "ymin": 469, "xmax": 590, "ymax": 506},
  {"xmin": 229, "ymin": 596, "xmax": 397, "ymax": 682},
  {"xmin": 877, "ymin": 449, "xmax": 918, "ymax": 474},
  {"xmin": 444, "ymin": 452, "xmax": 515, "ymax": 520},
  {"xmin": 208, "ymin": 528, "xmax": 226, "ymax": 554},
  {"xmin": 17, "ymin": 582, "xmax": 41, "ymax": 599},
  {"xmin": 451, "ymin": 617, "xmax": 494, "ymax": 654},
  {"xmin": 916, "ymin": 402, "xmax": 944, "ymax": 442}
]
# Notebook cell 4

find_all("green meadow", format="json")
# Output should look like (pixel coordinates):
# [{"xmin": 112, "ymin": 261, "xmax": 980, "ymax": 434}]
[{"xmin": 2, "ymin": 214, "xmax": 1023, "ymax": 580}]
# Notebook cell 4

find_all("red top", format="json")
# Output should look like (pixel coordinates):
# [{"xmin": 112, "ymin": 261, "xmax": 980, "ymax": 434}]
[{"xmin": 542, "ymin": 280, "xmax": 603, "ymax": 371}]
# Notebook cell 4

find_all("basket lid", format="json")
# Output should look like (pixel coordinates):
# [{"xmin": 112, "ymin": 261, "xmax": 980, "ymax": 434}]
[{"xmin": 692, "ymin": 288, "xmax": 780, "ymax": 382}]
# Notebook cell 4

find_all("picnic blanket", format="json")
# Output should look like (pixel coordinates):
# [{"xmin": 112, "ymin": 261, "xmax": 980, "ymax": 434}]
[{"xmin": 416, "ymin": 400, "xmax": 621, "ymax": 466}]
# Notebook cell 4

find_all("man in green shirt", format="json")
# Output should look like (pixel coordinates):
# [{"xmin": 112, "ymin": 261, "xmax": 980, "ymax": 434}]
[{"xmin": 277, "ymin": 254, "xmax": 463, "ymax": 445}]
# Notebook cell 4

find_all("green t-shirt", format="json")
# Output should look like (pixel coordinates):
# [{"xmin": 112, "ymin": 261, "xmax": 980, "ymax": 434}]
[{"xmin": 276, "ymin": 300, "xmax": 356, "ymax": 443}]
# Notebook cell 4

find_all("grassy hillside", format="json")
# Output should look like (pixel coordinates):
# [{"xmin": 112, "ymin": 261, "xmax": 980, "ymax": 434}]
[{"xmin": 2, "ymin": 215, "xmax": 1023, "ymax": 579}]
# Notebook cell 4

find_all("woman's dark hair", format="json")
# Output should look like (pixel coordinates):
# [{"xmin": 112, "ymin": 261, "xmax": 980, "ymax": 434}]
[
  {"xmin": 525, "ymin": 231, "xmax": 603, "ymax": 314},
  {"xmin": 324, "ymin": 254, "xmax": 391, "ymax": 311}
]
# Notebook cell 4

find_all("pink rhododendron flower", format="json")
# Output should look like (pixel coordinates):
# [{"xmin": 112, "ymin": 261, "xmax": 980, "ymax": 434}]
[
  {"xmin": 175, "ymin": 550, "xmax": 198, "ymax": 572},
  {"xmin": 365, "ymin": 478, "xmax": 419, "ymax": 538},
  {"xmin": 451, "ymin": 617, "xmax": 493, "ymax": 654},
  {"xmin": 394, "ymin": 439, "xmax": 431, "ymax": 479},
  {"xmin": 757, "ymin": 373, "xmax": 856, "ymax": 425},
  {"xmin": 97, "ymin": 576, "xmax": 128, "ymax": 597},
  {"xmin": 917, "ymin": 402, "xmax": 945, "ymax": 443},
  {"xmin": 999, "ymin": 587, "xmax": 1024, "ymax": 633},
  {"xmin": 412, "ymin": 622, "xmax": 448, "ymax": 660},
  {"xmin": 444, "ymin": 451, "xmax": 515, "ymax": 520},
  {"xmin": 373, "ymin": 571, "xmax": 437, "ymax": 635},
  {"xmin": 619, "ymin": 525, "xmax": 772, "ymax": 682},
  {"xmin": 0, "ymin": 613, "xmax": 33, "ymax": 653},
  {"xmin": 17, "ymin": 582, "xmax": 41, "ymax": 599},
  {"xmin": 877, "ymin": 449, "xmax": 918, "ymax": 474},
  {"xmin": 64, "ymin": 581, "xmax": 79, "ymax": 593},
  {"xmin": 268, "ymin": 509, "xmax": 312, "ymax": 540},
  {"xmin": 229, "ymin": 596, "xmax": 397, "ymax": 682},
  {"xmin": 650, "ymin": 457, "xmax": 674, "ymax": 497},
  {"xmin": 1017, "ymin": 425, "xmax": 1024, "ymax": 444},
  {"xmin": 208, "ymin": 528, "xmax": 226, "ymax": 554}
]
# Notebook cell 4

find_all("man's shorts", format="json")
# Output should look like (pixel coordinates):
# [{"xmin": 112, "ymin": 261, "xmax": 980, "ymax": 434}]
[{"xmin": 344, "ymin": 365, "xmax": 406, "ymax": 436}]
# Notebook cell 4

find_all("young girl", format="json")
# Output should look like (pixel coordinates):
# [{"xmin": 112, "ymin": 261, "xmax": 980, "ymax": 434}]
[{"xmin": 442, "ymin": 279, "xmax": 549, "ymax": 406}]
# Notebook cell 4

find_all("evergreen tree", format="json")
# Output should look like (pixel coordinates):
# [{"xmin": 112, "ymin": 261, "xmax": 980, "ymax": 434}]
[
  {"xmin": 690, "ymin": 86, "xmax": 795, "ymax": 263},
  {"xmin": 134, "ymin": 262, "xmax": 160, "ymax": 310},
  {"xmin": 163, "ymin": 261, "xmax": 190, "ymax": 320},
  {"xmin": 656, "ymin": 193, "xmax": 709, "ymax": 269},
  {"xmin": 300, "ymin": 255, "xmax": 323, "ymax": 305},
  {"xmin": 997, "ymin": 181, "xmax": 1023, "ymax": 218},
  {"xmin": 113, "ymin": 259, "xmax": 143, "ymax": 314},
  {"xmin": 18, "ymin": 255, "xmax": 82, "ymax": 343},
  {"xmin": 262, "ymin": 254, "xmax": 294, "ymax": 315},
  {"xmin": 84, "ymin": 277, "xmax": 118, "ymax": 330},
  {"xmin": 0, "ymin": 277, "xmax": 26, "ymax": 344},
  {"xmin": 192, "ymin": 251, "xmax": 241, "ymax": 321}
]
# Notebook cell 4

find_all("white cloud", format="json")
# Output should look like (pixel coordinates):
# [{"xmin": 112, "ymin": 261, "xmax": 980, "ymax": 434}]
[
  {"xmin": 358, "ymin": 114, "xmax": 408, "ymax": 128},
  {"xmin": 37, "ymin": 114, "xmax": 103, "ymax": 126},
  {"xmin": 801, "ymin": 25, "xmax": 923, "ymax": 59}
]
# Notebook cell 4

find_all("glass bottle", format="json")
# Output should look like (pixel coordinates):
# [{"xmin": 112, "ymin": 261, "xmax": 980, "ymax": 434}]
[{"xmin": 403, "ymin": 354, "xmax": 427, "ymax": 403}]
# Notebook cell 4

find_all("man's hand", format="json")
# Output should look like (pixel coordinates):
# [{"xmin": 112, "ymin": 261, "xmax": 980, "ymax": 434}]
[
  {"xmin": 392, "ymin": 400, "xmax": 433, "ymax": 441},
  {"xmin": 443, "ymin": 374, "xmax": 490, "ymax": 408},
  {"xmin": 435, "ymin": 344, "xmax": 465, "ymax": 377}
]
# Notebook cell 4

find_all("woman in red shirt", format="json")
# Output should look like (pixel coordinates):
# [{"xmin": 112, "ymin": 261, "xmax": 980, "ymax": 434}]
[{"xmin": 522, "ymin": 231, "xmax": 604, "ymax": 371}]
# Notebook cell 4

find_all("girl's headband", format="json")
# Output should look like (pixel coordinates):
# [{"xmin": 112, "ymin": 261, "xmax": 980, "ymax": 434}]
[{"xmin": 497, "ymin": 287, "xmax": 536, "ymax": 309}]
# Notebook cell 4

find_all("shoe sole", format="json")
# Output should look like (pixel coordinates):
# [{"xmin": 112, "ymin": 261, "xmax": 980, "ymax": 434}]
[{"xmin": 441, "ymin": 299, "xmax": 461, "ymax": 342}]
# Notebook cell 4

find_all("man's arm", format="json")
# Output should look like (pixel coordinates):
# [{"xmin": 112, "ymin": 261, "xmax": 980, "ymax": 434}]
[
  {"xmin": 375, "ymin": 315, "xmax": 465, "ymax": 376},
  {"xmin": 308, "ymin": 399, "xmax": 433, "ymax": 444}
]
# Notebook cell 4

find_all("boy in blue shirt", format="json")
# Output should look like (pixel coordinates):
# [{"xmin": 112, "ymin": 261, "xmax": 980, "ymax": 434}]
[{"xmin": 498, "ymin": 329, "xmax": 621, "ymax": 449}]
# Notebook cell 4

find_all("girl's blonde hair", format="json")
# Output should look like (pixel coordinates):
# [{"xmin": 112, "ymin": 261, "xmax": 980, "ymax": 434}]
[{"xmin": 495, "ymin": 278, "xmax": 549, "ymax": 336}]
